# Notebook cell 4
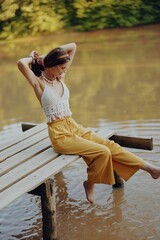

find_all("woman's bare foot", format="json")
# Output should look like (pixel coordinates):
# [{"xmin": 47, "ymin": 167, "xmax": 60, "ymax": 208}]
[
  {"xmin": 141, "ymin": 163, "xmax": 160, "ymax": 179},
  {"xmin": 150, "ymin": 166, "xmax": 160, "ymax": 179},
  {"xmin": 83, "ymin": 181, "xmax": 94, "ymax": 204}
]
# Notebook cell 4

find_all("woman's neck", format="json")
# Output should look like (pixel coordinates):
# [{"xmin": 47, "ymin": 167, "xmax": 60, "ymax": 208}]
[
  {"xmin": 41, "ymin": 71, "xmax": 57, "ymax": 86},
  {"xmin": 43, "ymin": 70, "xmax": 56, "ymax": 81}
]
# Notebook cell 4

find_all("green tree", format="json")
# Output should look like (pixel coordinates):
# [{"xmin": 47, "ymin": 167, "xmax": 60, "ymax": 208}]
[
  {"xmin": 0, "ymin": 0, "xmax": 160, "ymax": 40},
  {"xmin": 0, "ymin": 0, "xmax": 63, "ymax": 39}
]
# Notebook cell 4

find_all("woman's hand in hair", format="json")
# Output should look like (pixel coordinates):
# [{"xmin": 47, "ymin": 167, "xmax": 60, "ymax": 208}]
[
  {"xmin": 29, "ymin": 50, "xmax": 39, "ymax": 63},
  {"xmin": 59, "ymin": 43, "xmax": 77, "ymax": 66},
  {"xmin": 17, "ymin": 50, "xmax": 42, "ymax": 88}
]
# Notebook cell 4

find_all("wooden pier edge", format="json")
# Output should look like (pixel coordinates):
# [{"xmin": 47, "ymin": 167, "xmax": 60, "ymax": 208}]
[
  {"xmin": 109, "ymin": 135, "xmax": 153, "ymax": 151},
  {"xmin": 21, "ymin": 122, "xmax": 153, "ymax": 151}
]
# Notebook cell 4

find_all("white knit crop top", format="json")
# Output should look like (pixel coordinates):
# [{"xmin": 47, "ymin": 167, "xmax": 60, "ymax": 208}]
[{"xmin": 41, "ymin": 80, "xmax": 72, "ymax": 122}]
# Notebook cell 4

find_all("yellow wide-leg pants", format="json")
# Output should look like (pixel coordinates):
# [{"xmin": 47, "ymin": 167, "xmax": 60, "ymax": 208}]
[{"xmin": 48, "ymin": 117, "xmax": 145, "ymax": 185}]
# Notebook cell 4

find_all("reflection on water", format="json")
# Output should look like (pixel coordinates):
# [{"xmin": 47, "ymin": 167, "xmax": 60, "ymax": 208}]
[
  {"xmin": 0, "ymin": 25, "xmax": 160, "ymax": 240},
  {"xmin": 0, "ymin": 24, "xmax": 160, "ymax": 128}
]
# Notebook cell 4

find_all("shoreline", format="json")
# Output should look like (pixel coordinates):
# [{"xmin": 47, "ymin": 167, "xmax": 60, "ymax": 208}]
[{"xmin": 0, "ymin": 23, "xmax": 160, "ymax": 45}]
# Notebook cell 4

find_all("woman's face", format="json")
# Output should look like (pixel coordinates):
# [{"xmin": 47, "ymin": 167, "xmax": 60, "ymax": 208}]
[
  {"xmin": 50, "ymin": 61, "xmax": 70, "ymax": 77},
  {"xmin": 58, "ymin": 62, "xmax": 70, "ymax": 76}
]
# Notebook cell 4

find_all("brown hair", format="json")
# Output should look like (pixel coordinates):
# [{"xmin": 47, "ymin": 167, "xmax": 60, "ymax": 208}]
[
  {"xmin": 31, "ymin": 47, "xmax": 70, "ymax": 77},
  {"xmin": 44, "ymin": 47, "xmax": 70, "ymax": 68},
  {"xmin": 31, "ymin": 61, "xmax": 44, "ymax": 77}
]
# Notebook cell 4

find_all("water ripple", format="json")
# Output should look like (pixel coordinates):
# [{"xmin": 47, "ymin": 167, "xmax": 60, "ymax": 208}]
[{"xmin": 0, "ymin": 119, "xmax": 160, "ymax": 240}]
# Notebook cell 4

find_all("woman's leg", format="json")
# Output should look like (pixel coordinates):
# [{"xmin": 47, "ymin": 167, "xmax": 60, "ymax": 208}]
[
  {"xmin": 48, "ymin": 118, "xmax": 160, "ymax": 203},
  {"xmin": 54, "ymin": 134, "xmax": 116, "ymax": 185},
  {"xmin": 77, "ymin": 126, "xmax": 160, "ymax": 180},
  {"xmin": 50, "ymin": 131, "xmax": 116, "ymax": 203}
]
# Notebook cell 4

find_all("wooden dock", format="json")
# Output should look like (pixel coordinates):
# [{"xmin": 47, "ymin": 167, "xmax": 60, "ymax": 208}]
[{"xmin": 0, "ymin": 122, "xmax": 153, "ymax": 239}]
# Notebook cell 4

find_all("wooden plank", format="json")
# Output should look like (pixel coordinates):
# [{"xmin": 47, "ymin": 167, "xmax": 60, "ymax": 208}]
[
  {"xmin": 21, "ymin": 122, "xmax": 37, "ymax": 132},
  {"xmin": 0, "ymin": 123, "xmax": 47, "ymax": 152},
  {"xmin": 97, "ymin": 129, "xmax": 116, "ymax": 138},
  {"xmin": 21, "ymin": 122, "xmax": 98, "ymax": 133},
  {"xmin": 109, "ymin": 135, "xmax": 153, "ymax": 150},
  {"xmin": 0, "ymin": 154, "xmax": 81, "ymax": 210},
  {"xmin": 0, "ymin": 138, "xmax": 51, "ymax": 176},
  {"xmin": 0, "ymin": 129, "xmax": 48, "ymax": 162},
  {"xmin": 0, "ymin": 148, "xmax": 59, "ymax": 192}
]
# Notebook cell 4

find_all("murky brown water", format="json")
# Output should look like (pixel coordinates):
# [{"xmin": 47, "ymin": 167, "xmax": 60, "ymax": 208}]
[{"xmin": 0, "ymin": 24, "xmax": 160, "ymax": 240}]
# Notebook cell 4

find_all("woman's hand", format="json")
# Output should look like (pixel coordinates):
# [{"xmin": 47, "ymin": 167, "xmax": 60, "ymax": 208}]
[
  {"xmin": 29, "ymin": 50, "xmax": 39, "ymax": 58},
  {"xmin": 29, "ymin": 50, "xmax": 44, "ymax": 66},
  {"xmin": 29, "ymin": 50, "xmax": 39, "ymax": 64}
]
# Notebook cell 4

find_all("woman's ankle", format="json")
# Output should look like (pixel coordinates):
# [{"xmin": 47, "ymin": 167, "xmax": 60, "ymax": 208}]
[
  {"xmin": 141, "ymin": 163, "xmax": 160, "ymax": 179},
  {"xmin": 83, "ymin": 181, "xmax": 94, "ymax": 204}
]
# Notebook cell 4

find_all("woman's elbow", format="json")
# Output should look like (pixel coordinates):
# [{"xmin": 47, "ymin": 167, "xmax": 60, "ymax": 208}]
[
  {"xmin": 17, "ymin": 59, "xmax": 23, "ymax": 67},
  {"xmin": 17, "ymin": 59, "xmax": 22, "ymax": 69},
  {"xmin": 69, "ymin": 42, "xmax": 77, "ymax": 51},
  {"xmin": 73, "ymin": 42, "xmax": 77, "ymax": 49},
  {"xmin": 17, "ymin": 59, "xmax": 26, "ymax": 70}
]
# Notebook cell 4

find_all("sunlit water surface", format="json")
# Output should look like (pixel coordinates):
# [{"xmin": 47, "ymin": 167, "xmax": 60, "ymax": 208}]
[{"xmin": 0, "ymin": 25, "xmax": 160, "ymax": 240}]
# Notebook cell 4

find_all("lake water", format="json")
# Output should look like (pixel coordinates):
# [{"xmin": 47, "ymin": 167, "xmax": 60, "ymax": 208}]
[{"xmin": 0, "ymin": 24, "xmax": 160, "ymax": 240}]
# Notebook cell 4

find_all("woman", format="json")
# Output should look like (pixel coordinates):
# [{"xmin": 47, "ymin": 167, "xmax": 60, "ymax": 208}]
[{"xmin": 17, "ymin": 43, "xmax": 160, "ymax": 204}]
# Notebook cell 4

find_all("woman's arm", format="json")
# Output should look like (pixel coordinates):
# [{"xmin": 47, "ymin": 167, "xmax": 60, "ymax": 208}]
[
  {"xmin": 59, "ymin": 42, "xmax": 77, "ymax": 65},
  {"xmin": 17, "ymin": 51, "xmax": 40, "ymax": 88},
  {"xmin": 37, "ymin": 43, "xmax": 77, "ymax": 67}
]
